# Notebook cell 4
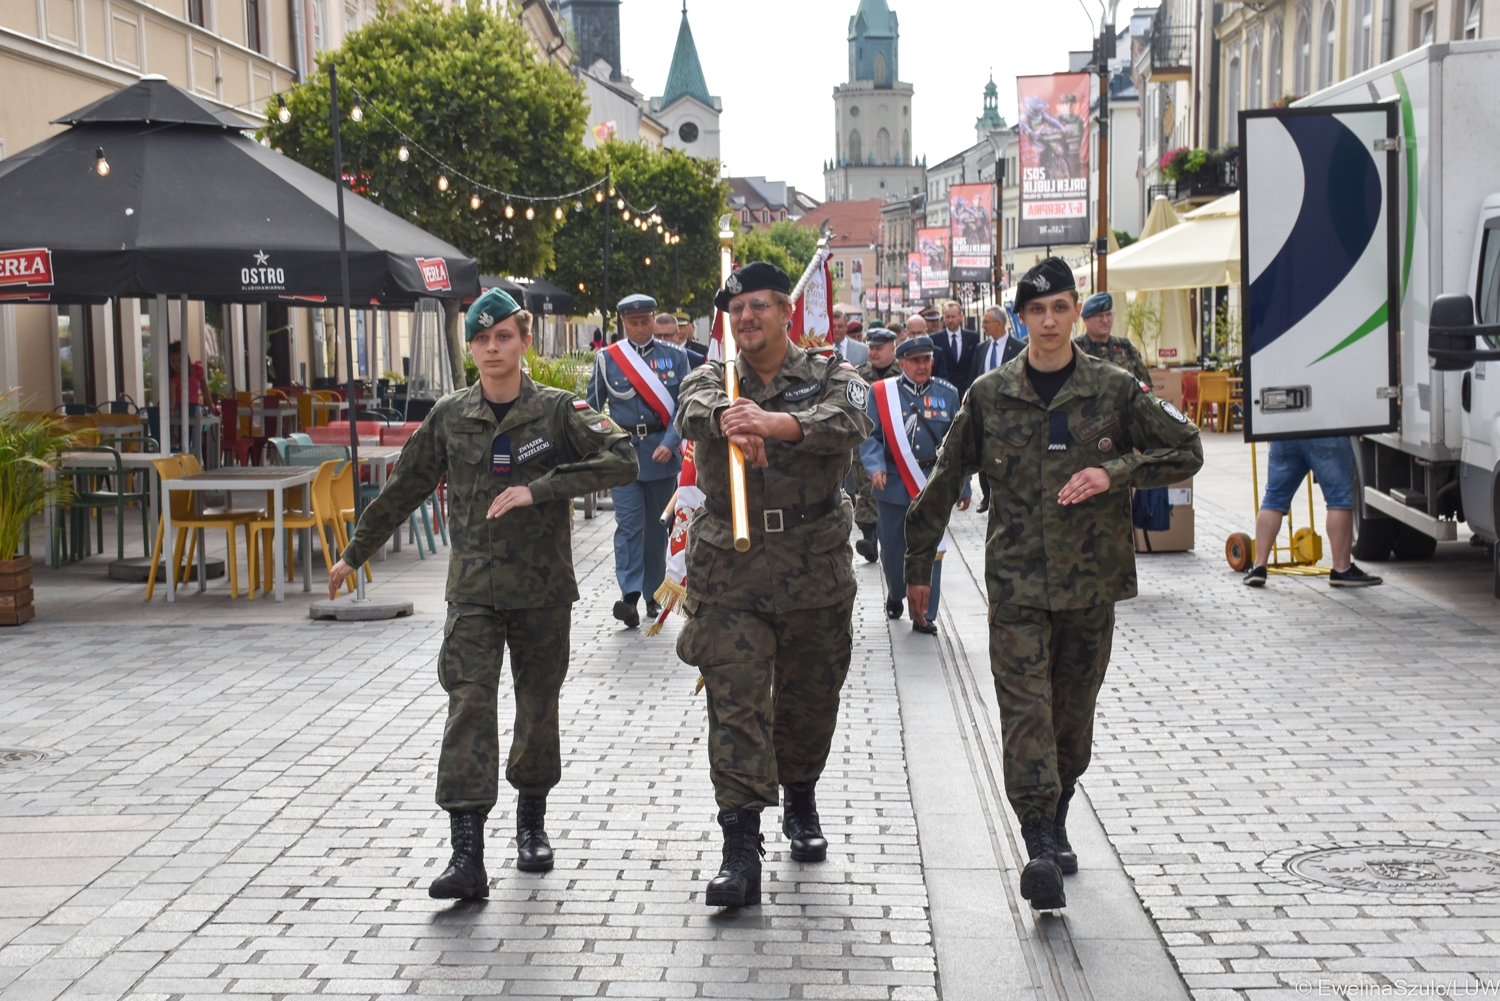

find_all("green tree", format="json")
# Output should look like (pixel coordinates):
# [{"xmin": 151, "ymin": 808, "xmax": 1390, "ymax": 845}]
[
  {"xmin": 735, "ymin": 220, "xmax": 820, "ymax": 280},
  {"xmin": 550, "ymin": 140, "xmax": 727, "ymax": 328},
  {"xmin": 262, "ymin": 0, "xmax": 591, "ymax": 277}
]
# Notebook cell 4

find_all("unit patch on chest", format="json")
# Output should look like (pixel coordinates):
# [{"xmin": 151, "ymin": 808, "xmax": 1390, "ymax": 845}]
[
  {"xmin": 515, "ymin": 437, "xmax": 553, "ymax": 463},
  {"xmin": 846, "ymin": 380, "xmax": 868, "ymax": 409}
]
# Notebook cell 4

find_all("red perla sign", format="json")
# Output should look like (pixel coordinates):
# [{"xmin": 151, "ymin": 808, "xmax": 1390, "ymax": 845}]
[
  {"xmin": 0, "ymin": 248, "xmax": 54, "ymax": 287},
  {"xmin": 417, "ymin": 257, "xmax": 451, "ymax": 292}
]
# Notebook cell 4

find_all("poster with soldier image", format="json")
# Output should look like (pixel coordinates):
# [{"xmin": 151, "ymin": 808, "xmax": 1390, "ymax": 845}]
[
  {"xmin": 917, "ymin": 228, "xmax": 949, "ymax": 292},
  {"xmin": 907, "ymin": 252, "xmax": 922, "ymax": 302},
  {"xmin": 1017, "ymin": 73, "xmax": 1091, "ymax": 247},
  {"xmin": 949, "ymin": 184, "xmax": 994, "ymax": 282}
]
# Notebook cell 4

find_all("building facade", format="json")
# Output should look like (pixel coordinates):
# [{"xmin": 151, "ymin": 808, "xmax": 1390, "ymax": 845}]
[{"xmin": 822, "ymin": 0, "xmax": 923, "ymax": 202}]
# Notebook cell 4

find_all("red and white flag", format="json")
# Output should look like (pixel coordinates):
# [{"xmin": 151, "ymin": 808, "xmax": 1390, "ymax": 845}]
[
  {"xmin": 790, "ymin": 249, "xmax": 834, "ymax": 352},
  {"xmin": 602, "ymin": 340, "xmax": 676, "ymax": 425},
  {"xmin": 647, "ymin": 440, "xmax": 703, "ymax": 636}
]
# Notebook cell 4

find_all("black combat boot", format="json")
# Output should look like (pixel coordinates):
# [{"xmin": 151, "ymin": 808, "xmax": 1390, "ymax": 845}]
[
  {"xmin": 1054, "ymin": 788, "xmax": 1078, "ymax": 875},
  {"xmin": 429, "ymin": 810, "xmax": 489, "ymax": 899},
  {"xmin": 855, "ymin": 525, "xmax": 878, "ymax": 563},
  {"xmin": 1018, "ymin": 817, "xmax": 1066, "ymax": 911},
  {"xmin": 613, "ymin": 591, "xmax": 641, "ymax": 628},
  {"xmin": 782, "ymin": 780, "xmax": 828, "ymax": 862},
  {"xmin": 515, "ymin": 793, "xmax": 554, "ymax": 873},
  {"xmin": 705, "ymin": 808, "xmax": 766, "ymax": 908}
]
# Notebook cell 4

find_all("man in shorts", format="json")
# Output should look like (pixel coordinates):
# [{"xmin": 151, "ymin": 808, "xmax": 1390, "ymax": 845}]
[{"xmin": 1243, "ymin": 437, "xmax": 1384, "ymax": 587}]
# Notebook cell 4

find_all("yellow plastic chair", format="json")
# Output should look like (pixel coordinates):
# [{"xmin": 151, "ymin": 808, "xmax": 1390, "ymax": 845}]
[
  {"xmin": 311, "ymin": 390, "xmax": 339, "ymax": 426},
  {"xmin": 247, "ymin": 459, "xmax": 342, "ymax": 598},
  {"xmin": 295, "ymin": 392, "xmax": 315, "ymax": 432},
  {"xmin": 322, "ymin": 460, "xmax": 372, "ymax": 586},
  {"xmin": 144, "ymin": 456, "xmax": 260, "ymax": 599},
  {"xmin": 1196, "ymin": 372, "xmax": 1233, "ymax": 433}
]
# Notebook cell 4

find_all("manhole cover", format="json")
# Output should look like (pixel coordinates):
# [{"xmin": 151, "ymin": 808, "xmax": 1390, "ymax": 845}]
[
  {"xmin": 0, "ymin": 748, "xmax": 49, "ymax": 769},
  {"xmin": 1265, "ymin": 842, "xmax": 1500, "ymax": 898}
]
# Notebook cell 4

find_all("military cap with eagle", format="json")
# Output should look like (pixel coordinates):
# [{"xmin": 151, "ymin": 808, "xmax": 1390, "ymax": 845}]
[{"xmin": 1014, "ymin": 256, "xmax": 1077, "ymax": 310}]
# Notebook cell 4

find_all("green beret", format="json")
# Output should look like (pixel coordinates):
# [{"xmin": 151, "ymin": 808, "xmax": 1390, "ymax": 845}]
[{"xmin": 465, "ymin": 288, "xmax": 523, "ymax": 341}]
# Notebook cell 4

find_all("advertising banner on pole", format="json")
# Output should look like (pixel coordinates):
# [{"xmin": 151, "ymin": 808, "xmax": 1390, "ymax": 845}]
[
  {"xmin": 877, "ymin": 288, "xmax": 889, "ymax": 310},
  {"xmin": 917, "ymin": 228, "xmax": 949, "ymax": 292},
  {"xmin": 1017, "ymin": 73, "xmax": 1091, "ymax": 247},
  {"xmin": 907, "ymin": 252, "xmax": 923, "ymax": 303},
  {"xmin": 949, "ymin": 183, "xmax": 994, "ymax": 282},
  {"xmin": 891, "ymin": 287, "xmax": 903, "ymax": 313}
]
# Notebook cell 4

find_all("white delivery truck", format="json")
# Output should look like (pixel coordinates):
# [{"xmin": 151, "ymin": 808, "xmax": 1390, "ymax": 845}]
[{"xmin": 1239, "ymin": 39, "xmax": 1500, "ymax": 594}]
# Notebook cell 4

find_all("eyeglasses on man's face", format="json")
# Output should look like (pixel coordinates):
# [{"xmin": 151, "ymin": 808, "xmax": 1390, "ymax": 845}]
[{"xmin": 727, "ymin": 298, "xmax": 775, "ymax": 317}]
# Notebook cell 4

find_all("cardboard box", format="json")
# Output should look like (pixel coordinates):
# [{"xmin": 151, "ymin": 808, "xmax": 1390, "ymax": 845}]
[
  {"xmin": 1149, "ymin": 368, "xmax": 1185, "ymax": 411},
  {"xmin": 1134, "ymin": 478, "xmax": 1194, "ymax": 553}
]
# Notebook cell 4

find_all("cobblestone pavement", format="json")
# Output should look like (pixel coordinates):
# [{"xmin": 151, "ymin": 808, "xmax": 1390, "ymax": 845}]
[
  {"xmin": 4, "ymin": 434, "xmax": 1500, "ymax": 1001},
  {"xmin": 0, "ymin": 508, "xmax": 937, "ymax": 1001}
]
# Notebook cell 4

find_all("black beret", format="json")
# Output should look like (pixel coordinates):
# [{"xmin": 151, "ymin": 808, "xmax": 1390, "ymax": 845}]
[
  {"xmin": 715, "ymin": 261, "xmax": 791, "ymax": 312},
  {"xmin": 1015, "ymin": 256, "xmax": 1077, "ymax": 309}
]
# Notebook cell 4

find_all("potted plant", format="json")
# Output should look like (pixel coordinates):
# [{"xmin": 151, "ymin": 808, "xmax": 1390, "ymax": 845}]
[{"xmin": 0, "ymin": 395, "xmax": 82, "ymax": 625}]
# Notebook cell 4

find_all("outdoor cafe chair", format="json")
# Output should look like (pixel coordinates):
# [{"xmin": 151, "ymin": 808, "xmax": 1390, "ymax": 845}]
[
  {"xmin": 100, "ymin": 400, "xmax": 139, "ymax": 414},
  {"xmin": 247, "ymin": 459, "xmax": 344, "ymax": 599},
  {"xmin": 1196, "ymin": 372, "xmax": 1233, "ymax": 433},
  {"xmin": 143, "ymin": 456, "xmax": 261, "ymax": 600},
  {"xmin": 295, "ymin": 392, "xmax": 315, "ymax": 432},
  {"xmin": 55, "ymin": 443, "xmax": 152, "ymax": 562},
  {"xmin": 56, "ymin": 403, "xmax": 97, "ymax": 415},
  {"xmin": 218, "ymin": 399, "xmax": 264, "ymax": 467},
  {"xmin": 325, "ymin": 460, "xmax": 374, "ymax": 586},
  {"xmin": 372, "ymin": 424, "xmax": 445, "ymax": 551}
]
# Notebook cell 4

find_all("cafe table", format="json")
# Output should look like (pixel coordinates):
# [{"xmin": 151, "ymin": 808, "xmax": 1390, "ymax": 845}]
[
  {"xmin": 47, "ymin": 449, "xmax": 166, "ymax": 568},
  {"xmin": 162, "ymin": 466, "xmax": 317, "ymax": 602},
  {"xmin": 250, "ymin": 404, "xmax": 299, "ymax": 436}
]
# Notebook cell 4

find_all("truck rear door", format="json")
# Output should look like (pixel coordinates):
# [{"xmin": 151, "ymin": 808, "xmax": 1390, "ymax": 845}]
[{"xmin": 1240, "ymin": 103, "xmax": 1401, "ymax": 441}]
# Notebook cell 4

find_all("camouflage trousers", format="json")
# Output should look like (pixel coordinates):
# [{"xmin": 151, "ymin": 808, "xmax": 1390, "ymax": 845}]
[
  {"xmin": 436, "ymin": 602, "xmax": 572, "ymax": 812},
  {"xmin": 677, "ymin": 597, "xmax": 856, "ymax": 811},
  {"xmin": 850, "ymin": 451, "xmax": 878, "ymax": 529},
  {"xmin": 988, "ymin": 602, "xmax": 1115, "ymax": 823}
]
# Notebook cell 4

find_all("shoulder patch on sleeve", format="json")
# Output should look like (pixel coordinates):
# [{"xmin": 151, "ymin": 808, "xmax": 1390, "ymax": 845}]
[
  {"xmin": 840, "ymin": 361, "xmax": 856, "ymax": 370},
  {"xmin": 588, "ymin": 417, "xmax": 616, "ymax": 433},
  {"xmin": 1159, "ymin": 399, "xmax": 1189, "ymax": 423},
  {"xmin": 846, "ymin": 379, "xmax": 869, "ymax": 410}
]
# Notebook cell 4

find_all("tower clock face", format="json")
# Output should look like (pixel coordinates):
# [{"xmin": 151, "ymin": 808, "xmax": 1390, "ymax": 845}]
[{"xmin": 678, "ymin": 122, "xmax": 699, "ymax": 143}]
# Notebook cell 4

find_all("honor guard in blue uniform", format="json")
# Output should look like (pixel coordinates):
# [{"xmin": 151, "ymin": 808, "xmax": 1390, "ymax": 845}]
[
  {"xmin": 860, "ymin": 335, "xmax": 970, "ymax": 634},
  {"xmin": 587, "ymin": 293, "xmax": 691, "ymax": 628}
]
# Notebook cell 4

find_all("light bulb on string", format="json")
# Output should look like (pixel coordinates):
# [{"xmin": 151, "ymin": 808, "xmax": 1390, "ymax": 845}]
[
  {"xmin": 656, "ymin": 224, "xmax": 663, "ymax": 234},
  {"xmin": 504, "ymin": 202, "xmax": 514, "ymax": 219},
  {"xmin": 349, "ymin": 96, "xmax": 363, "ymax": 122},
  {"xmin": 617, "ymin": 198, "xmax": 624, "ymax": 210},
  {"xmin": 437, "ymin": 166, "xmax": 449, "ymax": 192},
  {"xmin": 554, "ymin": 206, "xmax": 564, "ymax": 220},
  {"xmin": 94, "ymin": 146, "xmax": 109, "ymax": 177},
  {"xmin": 595, "ymin": 191, "xmax": 604, "ymax": 203},
  {"xmin": 397, "ymin": 136, "xmax": 409, "ymax": 161},
  {"xmin": 644, "ymin": 256, "xmax": 652, "ymax": 267},
  {"xmin": 470, "ymin": 185, "xmax": 481, "ymax": 210},
  {"xmin": 277, "ymin": 95, "xmax": 290, "ymax": 123},
  {"xmin": 609, "ymin": 187, "xmax": 616, "ymax": 196},
  {"xmin": 575, "ymin": 199, "xmax": 584, "ymax": 212},
  {"xmin": 622, "ymin": 210, "xmax": 630, "ymax": 221},
  {"xmin": 578, "ymin": 282, "xmax": 586, "ymax": 291},
  {"xmin": 525, "ymin": 205, "xmax": 535, "ymax": 220}
]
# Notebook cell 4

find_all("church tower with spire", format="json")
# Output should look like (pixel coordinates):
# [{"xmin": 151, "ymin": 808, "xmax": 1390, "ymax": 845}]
[
  {"xmin": 823, "ymin": 0, "xmax": 923, "ymax": 202},
  {"xmin": 975, "ymin": 72, "xmax": 1008, "ymax": 143},
  {"xmin": 650, "ymin": 4, "xmax": 722, "ymax": 160}
]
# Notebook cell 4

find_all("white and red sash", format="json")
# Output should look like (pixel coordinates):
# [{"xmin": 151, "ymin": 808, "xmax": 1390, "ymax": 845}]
[
  {"xmin": 873, "ymin": 377, "xmax": 928, "ymax": 500},
  {"xmin": 604, "ymin": 340, "xmax": 676, "ymax": 426}
]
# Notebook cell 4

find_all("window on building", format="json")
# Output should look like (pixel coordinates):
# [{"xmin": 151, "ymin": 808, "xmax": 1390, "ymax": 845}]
[
  {"xmin": 903, "ymin": 129, "xmax": 911, "ymax": 165},
  {"xmin": 1318, "ymin": 1, "xmax": 1336, "ymax": 89},
  {"xmin": 312, "ymin": 0, "xmax": 327, "ymax": 52},
  {"xmin": 1295, "ymin": 11, "xmax": 1311, "ymax": 94},
  {"xmin": 1226, "ymin": 53, "xmax": 1242, "ymax": 143},
  {"xmin": 246, "ymin": 0, "xmax": 261, "ymax": 51},
  {"xmin": 876, "ymin": 128, "xmax": 891, "ymax": 163},
  {"xmin": 1269, "ymin": 21, "xmax": 1284, "ymax": 103},
  {"xmin": 678, "ymin": 121, "xmax": 698, "ymax": 143},
  {"xmin": 849, "ymin": 129, "xmax": 862, "ymax": 163},
  {"xmin": 1352, "ymin": 0, "xmax": 1373, "ymax": 74},
  {"xmin": 1414, "ymin": 3, "xmax": 1435, "ymax": 46},
  {"xmin": 1462, "ymin": 0, "xmax": 1481, "ymax": 38},
  {"xmin": 833, "ymin": 260, "xmax": 845, "ymax": 280},
  {"xmin": 1249, "ymin": 39, "xmax": 1263, "ymax": 110},
  {"xmin": 188, "ymin": 0, "xmax": 205, "ymax": 25},
  {"xmin": 874, "ymin": 52, "xmax": 887, "ymax": 86}
]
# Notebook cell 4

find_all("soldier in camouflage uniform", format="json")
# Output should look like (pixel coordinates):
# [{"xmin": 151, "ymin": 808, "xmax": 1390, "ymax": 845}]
[
  {"xmin": 331, "ymin": 288, "xmax": 638, "ymax": 900},
  {"xmin": 674, "ymin": 262, "xmax": 874, "ymax": 909},
  {"xmin": 904, "ymin": 258, "xmax": 1202, "ymax": 912},
  {"xmin": 852, "ymin": 328, "xmax": 898, "ymax": 562},
  {"xmin": 1073, "ymin": 292, "xmax": 1153, "ymax": 386}
]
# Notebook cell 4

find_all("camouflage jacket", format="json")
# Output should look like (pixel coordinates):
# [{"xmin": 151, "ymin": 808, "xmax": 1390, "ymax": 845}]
[
  {"xmin": 343, "ymin": 376, "xmax": 638, "ymax": 609},
  {"xmin": 856, "ymin": 360, "xmax": 896, "ymax": 385},
  {"xmin": 1074, "ymin": 333, "xmax": 1153, "ymax": 386},
  {"xmin": 675, "ymin": 342, "xmax": 875, "ymax": 615},
  {"xmin": 904, "ymin": 346, "xmax": 1202, "ymax": 610}
]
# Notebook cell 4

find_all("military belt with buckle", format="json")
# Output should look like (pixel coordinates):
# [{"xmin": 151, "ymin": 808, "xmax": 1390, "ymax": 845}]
[
  {"xmin": 630, "ymin": 417, "xmax": 668, "ymax": 438},
  {"xmin": 705, "ymin": 494, "xmax": 839, "ymax": 534}
]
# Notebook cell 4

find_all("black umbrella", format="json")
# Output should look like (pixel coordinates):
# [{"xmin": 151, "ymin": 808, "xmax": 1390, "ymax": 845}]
[
  {"xmin": 0, "ymin": 77, "xmax": 478, "ymax": 305},
  {"xmin": 476, "ymin": 274, "xmax": 577, "ymax": 317}
]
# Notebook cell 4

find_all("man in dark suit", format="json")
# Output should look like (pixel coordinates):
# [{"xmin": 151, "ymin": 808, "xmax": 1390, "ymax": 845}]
[
  {"xmin": 969, "ymin": 306, "xmax": 1026, "ymax": 513},
  {"xmin": 934, "ymin": 300, "xmax": 981, "ymax": 396}
]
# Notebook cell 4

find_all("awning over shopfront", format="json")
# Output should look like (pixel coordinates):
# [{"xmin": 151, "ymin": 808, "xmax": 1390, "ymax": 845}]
[
  {"xmin": 1109, "ymin": 193, "xmax": 1241, "ymax": 292},
  {"xmin": 0, "ymin": 77, "xmax": 479, "ymax": 305},
  {"xmin": 476, "ymin": 275, "xmax": 577, "ymax": 316}
]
